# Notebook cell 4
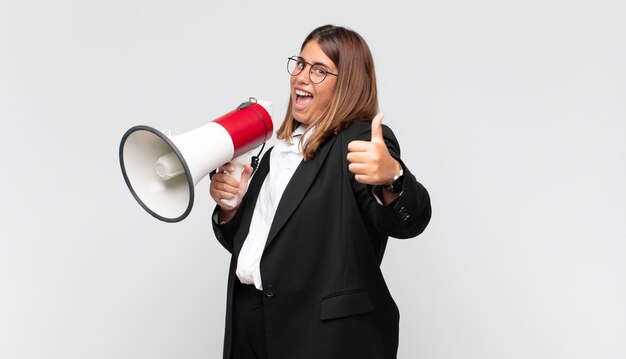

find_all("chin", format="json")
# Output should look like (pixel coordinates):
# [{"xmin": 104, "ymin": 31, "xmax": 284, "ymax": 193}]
[
  {"xmin": 291, "ymin": 111, "xmax": 308, "ymax": 125},
  {"xmin": 296, "ymin": 117, "xmax": 314, "ymax": 126}
]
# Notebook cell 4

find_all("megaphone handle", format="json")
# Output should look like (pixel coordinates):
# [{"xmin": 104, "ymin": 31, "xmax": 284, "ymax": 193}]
[
  {"xmin": 220, "ymin": 163, "xmax": 244, "ymax": 208},
  {"xmin": 219, "ymin": 151, "xmax": 253, "ymax": 208}
]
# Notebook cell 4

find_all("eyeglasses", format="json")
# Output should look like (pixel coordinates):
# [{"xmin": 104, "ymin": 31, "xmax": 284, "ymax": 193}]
[{"xmin": 287, "ymin": 56, "xmax": 338, "ymax": 84}]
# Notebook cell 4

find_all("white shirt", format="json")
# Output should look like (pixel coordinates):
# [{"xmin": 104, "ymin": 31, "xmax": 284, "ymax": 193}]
[{"xmin": 235, "ymin": 125, "xmax": 308, "ymax": 290}]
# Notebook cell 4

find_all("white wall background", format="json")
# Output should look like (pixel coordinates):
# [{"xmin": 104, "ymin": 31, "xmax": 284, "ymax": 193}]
[{"xmin": 1, "ymin": 0, "xmax": 624, "ymax": 358}]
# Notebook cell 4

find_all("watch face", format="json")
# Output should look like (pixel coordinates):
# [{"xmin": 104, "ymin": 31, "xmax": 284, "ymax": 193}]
[{"xmin": 388, "ymin": 175, "xmax": 404, "ymax": 193}]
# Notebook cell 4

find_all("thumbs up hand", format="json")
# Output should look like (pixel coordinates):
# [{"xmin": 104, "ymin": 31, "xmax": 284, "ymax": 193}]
[{"xmin": 347, "ymin": 113, "xmax": 401, "ymax": 186}]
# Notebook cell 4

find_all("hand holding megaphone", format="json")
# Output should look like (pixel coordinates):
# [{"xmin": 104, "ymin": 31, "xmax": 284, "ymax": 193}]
[{"xmin": 210, "ymin": 151, "xmax": 254, "ymax": 209}]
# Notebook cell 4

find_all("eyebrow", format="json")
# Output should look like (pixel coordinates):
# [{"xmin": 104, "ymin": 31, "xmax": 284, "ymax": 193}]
[{"xmin": 296, "ymin": 56, "xmax": 332, "ymax": 69}]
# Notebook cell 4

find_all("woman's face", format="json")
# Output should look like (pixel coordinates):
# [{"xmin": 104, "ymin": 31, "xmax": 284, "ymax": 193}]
[{"xmin": 290, "ymin": 40, "xmax": 338, "ymax": 126}]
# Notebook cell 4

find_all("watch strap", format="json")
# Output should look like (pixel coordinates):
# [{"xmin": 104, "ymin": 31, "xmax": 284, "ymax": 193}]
[{"xmin": 385, "ymin": 167, "xmax": 404, "ymax": 194}]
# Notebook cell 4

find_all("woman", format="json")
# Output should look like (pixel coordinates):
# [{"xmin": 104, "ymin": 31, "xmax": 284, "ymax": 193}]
[{"xmin": 209, "ymin": 24, "xmax": 431, "ymax": 359}]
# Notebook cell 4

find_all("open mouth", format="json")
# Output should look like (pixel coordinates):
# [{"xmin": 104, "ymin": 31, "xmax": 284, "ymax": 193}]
[{"xmin": 294, "ymin": 89, "xmax": 313, "ymax": 110}]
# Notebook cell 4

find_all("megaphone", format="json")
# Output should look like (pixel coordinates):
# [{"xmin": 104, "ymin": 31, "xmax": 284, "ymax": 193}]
[{"xmin": 119, "ymin": 98, "xmax": 273, "ymax": 222}]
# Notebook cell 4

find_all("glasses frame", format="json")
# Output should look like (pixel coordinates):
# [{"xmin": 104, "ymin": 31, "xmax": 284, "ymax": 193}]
[{"xmin": 287, "ymin": 56, "xmax": 338, "ymax": 84}]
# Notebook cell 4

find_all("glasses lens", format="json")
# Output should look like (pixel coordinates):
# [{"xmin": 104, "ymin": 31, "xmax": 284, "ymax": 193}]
[
  {"xmin": 310, "ymin": 65, "xmax": 328, "ymax": 84},
  {"xmin": 287, "ymin": 57, "xmax": 302, "ymax": 76}
]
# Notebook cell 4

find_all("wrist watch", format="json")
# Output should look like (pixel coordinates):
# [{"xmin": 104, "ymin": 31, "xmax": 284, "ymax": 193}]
[{"xmin": 385, "ymin": 166, "xmax": 404, "ymax": 194}]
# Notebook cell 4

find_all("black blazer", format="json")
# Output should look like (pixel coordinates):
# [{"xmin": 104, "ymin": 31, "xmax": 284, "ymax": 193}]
[{"xmin": 212, "ymin": 121, "xmax": 431, "ymax": 359}]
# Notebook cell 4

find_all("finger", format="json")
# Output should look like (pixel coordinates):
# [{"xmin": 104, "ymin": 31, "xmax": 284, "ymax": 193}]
[
  {"xmin": 217, "ymin": 180, "xmax": 239, "ymax": 195},
  {"xmin": 370, "ymin": 113, "xmax": 384, "ymax": 143},
  {"xmin": 209, "ymin": 186, "xmax": 237, "ymax": 206},
  {"xmin": 347, "ymin": 140, "xmax": 372, "ymax": 152},
  {"xmin": 354, "ymin": 174, "xmax": 374, "ymax": 185},
  {"xmin": 216, "ymin": 189, "xmax": 237, "ymax": 200},
  {"xmin": 213, "ymin": 172, "xmax": 241, "ymax": 190},
  {"xmin": 346, "ymin": 151, "xmax": 373, "ymax": 164},
  {"xmin": 215, "ymin": 173, "xmax": 240, "ymax": 188},
  {"xmin": 348, "ymin": 162, "xmax": 371, "ymax": 175}
]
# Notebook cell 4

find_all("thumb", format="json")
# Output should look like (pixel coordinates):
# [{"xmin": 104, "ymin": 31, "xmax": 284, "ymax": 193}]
[{"xmin": 370, "ymin": 113, "xmax": 384, "ymax": 142}]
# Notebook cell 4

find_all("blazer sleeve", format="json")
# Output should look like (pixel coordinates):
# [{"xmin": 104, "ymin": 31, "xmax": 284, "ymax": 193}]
[
  {"xmin": 346, "ymin": 123, "xmax": 432, "ymax": 239},
  {"xmin": 211, "ymin": 204, "xmax": 244, "ymax": 253}
]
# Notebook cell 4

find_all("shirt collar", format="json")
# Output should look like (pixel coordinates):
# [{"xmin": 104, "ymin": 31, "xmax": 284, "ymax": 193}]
[
  {"xmin": 290, "ymin": 124, "xmax": 307, "ymax": 141},
  {"xmin": 276, "ymin": 124, "xmax": 309, "ymax": 155}
]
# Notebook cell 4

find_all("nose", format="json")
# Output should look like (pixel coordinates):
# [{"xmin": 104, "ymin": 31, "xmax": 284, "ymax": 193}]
[{"xmin": 295, "ymin": 65, "xmax": 311, "ymax": 84}]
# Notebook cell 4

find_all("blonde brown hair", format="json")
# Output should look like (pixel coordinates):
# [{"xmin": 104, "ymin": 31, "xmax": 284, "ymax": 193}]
[{"xmin": 277, "ymin": 25, "xmax": 379, "ymax": 160}]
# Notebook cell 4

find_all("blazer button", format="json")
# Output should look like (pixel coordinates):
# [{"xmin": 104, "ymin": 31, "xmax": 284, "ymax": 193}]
[{"xmin": 263, "ymin": 285, "xmax": 275, "ymax": 297}]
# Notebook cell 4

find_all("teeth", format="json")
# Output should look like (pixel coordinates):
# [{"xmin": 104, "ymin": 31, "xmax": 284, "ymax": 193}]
[{"xmin": 295, "ymin": 89, "xmax": 313, "ymax": 97}]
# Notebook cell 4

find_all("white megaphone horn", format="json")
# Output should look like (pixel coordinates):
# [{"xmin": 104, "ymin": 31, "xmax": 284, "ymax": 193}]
[{"xmin": 119, "ymin": 98, "xmax": 273, "ymax": 222}]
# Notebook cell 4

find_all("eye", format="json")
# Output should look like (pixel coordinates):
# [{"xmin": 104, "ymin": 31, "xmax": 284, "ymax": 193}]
[
  {"xmin": 312, "ymin": 65, "xmax": 328, "ymax": 76},
  {"xmin": 296, "ymin": 59, "xmax": 307, "ymax": 70}
]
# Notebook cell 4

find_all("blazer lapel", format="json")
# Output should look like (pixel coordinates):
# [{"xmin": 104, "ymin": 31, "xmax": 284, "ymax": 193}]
[{"xmin": 264, "ymin": 135, "xmax": 337, "ymax": 250}]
